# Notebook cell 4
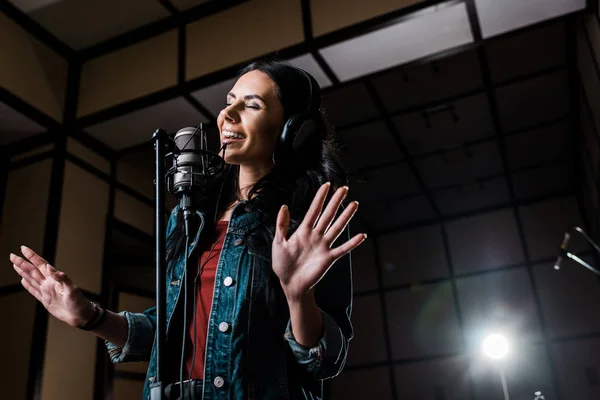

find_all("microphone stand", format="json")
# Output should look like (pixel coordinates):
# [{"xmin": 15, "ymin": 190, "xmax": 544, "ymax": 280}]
[
  {"xmin": 149, "ymin": 124, "xmax": 226, "ymax": 400},
  {"xmin": 555, "ymin": 226, "xmax": 600, "ymax": 276},
  {"xmin": 151, "ymin": 128, "xmax": 169, "ymax": 400}
]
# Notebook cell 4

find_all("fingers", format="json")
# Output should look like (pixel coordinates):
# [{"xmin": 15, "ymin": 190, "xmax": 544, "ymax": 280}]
[
  {"xmin": 301, "ymin": 182, "xmax": 331, "ymax": 230},
  {"xmin": 330, "ymin": 233, "xmax": 368, "ymax": 261},
  {"xmin": 20, "ymin": 278, "xmax": 45, "ymax": 305},
  {"xmin": 324, "ymin": 201, "xmax": 359, "ymax": 244},
  {"xmin": 13, "ymin": 263, "xmax": 42, "ymax": 293},
  {"xmin": 20, "ymin": 245, "xmax": 48, "ymax": 268},
  {"xmin": 315, "ymin": 186, "xmax": 349, "ymax": 234},
  {"xmin": 11, "ymin": 253, "xmax": 44, "ymax": 286},
  {"xmin": 275, "ymin": 205, "xmax": 290, "ymax": 244}
]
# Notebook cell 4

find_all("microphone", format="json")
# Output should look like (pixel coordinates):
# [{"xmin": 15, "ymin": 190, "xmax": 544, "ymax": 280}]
[
  {"xmin": 167, "ymin": 124, "xmax": 226, "ymax": 237},
  {"xmin": 553, "ymin": 232, "xmax": 571, "ymax": 271}
]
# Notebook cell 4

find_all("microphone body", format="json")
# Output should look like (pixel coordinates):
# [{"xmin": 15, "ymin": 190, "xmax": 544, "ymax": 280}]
[{"xmin": 168, "ymin": 125, "xmax": 226, "ymax": 237}]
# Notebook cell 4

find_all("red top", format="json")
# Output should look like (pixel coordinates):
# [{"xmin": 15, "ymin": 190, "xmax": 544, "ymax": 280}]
[{"xmin": 184, "ymin": 220, "xmax": 229, "ymax": 380}]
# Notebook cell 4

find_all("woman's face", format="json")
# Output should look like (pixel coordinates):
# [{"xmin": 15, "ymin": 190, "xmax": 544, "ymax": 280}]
[{"xmin": 217, "ymin": 70, "xmax": 285, "ymax": 166}]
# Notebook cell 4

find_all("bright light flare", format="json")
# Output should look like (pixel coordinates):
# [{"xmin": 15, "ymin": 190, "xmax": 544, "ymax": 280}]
[{"xmin": 482, "ymin": 334, "xmax": 509, "ymax": 360}]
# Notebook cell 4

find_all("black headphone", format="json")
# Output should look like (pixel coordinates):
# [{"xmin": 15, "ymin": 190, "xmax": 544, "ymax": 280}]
[{"xmin": 273, "ymin": 67, "xmax": 322, "ymax": 165}]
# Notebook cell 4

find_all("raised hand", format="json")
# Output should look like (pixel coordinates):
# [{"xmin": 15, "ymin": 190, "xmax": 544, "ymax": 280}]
[
  {"xmin": 10, "ymin": 246, "xmax": 94, "ymax": 328},
  {"xmin": 272, "ymin": 182, "xmax": 366, "ymax": 301}
]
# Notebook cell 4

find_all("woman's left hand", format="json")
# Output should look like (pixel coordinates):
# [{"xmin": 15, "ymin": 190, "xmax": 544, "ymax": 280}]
[{"xmin": 272, "ymin": 182, "xmax": 366, "ymax": 302}]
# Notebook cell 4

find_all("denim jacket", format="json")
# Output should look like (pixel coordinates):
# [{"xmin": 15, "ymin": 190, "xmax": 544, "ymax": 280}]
[{"xmin": 105, "ymin": 201, "xmax": 354, "ymax": 399}]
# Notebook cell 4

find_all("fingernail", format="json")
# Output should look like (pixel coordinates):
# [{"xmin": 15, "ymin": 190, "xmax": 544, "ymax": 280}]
[
  {"xmin": 325, "ymin": 182, "xmax": 331, "ymax": 187},
  {"xmin": 282, "ymin": 204, "xmax": 288, "ymax": 210},
  {"xmin": 354, "ymin": 201, "xmax": 359, "ymax": 206},
  {"xmin": 343, "ymin": 186, "xmax": 349, "ymax": 192},
  {"xmin": 363, "ymin": 233, "xmax": 368, "ymax": 239}
]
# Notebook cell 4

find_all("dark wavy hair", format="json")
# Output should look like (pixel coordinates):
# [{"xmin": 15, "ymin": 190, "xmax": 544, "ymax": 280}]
[{"xmin": 166, "ymin": 58, "xmax": 348, "ymax": 315}]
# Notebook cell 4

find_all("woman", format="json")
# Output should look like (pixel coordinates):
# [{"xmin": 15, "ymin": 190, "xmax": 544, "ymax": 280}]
[{"xmin": 10, "ymin": 59, "xmax": 366, "ymax": 399}]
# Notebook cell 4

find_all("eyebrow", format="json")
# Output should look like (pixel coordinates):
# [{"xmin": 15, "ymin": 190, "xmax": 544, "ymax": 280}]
[{"xmin": 227, "ymin": 92, "xmax": 265, "ymax": 102}]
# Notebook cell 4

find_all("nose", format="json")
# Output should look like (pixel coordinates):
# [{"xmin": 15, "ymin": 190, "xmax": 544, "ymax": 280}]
[{"xmin": 221, "ymin": 104, "xmax": 239, "ymax": 123}]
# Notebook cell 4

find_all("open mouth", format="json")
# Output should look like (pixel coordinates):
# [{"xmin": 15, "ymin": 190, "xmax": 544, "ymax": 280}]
[{"xmin": 222, "ymin": 130, "xmax": 246, "ymax": 143}]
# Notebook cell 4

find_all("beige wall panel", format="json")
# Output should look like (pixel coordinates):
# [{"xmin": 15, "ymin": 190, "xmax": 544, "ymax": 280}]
[
  {"xmin": 311, "ymin": 0, "xmax": 424, "ymax": 36},
  {"xmin": 0, "ymin": 159, "xmax": 52, "ymax": 286},
  {"xmin": 0, "ymin": 13, "xmax": 67, "ymax": 121},
  {"xmin": 55, "ymin": 162, "xmax": 110, "ymax": 294},
  {"xmin": 0, "ymin": 292, "xmax": 37, "ymax": 400},
  {"xmin": 117, "ymin": 150, "xmax": 155, "ymax": 199},
  {"xmin": 186, "ymin": 0, "xmax": 303, "ymax": 79},
  {"xmin": 10, "ymin": 144, "xmax": 54, "ymax": 163},
  {"xmin": 114, "ymin": 190, "xmax": 154, "ymax": 235},
  {"xmin": 113, "ymin": 379, "xmax": 145, "ymax": 400},
  {"xmin": 118, "ymin": 291, "xmax": 155, "ymax": 312},
  {"xmin": 113, "ymin": 291, "xmax": 154, "ymax": 374},
  {"xmin": 40, "ymin": 317, "xmax": 97, "ymax": 400},
  {"xmin": 67, "ymin": 137, "xmax": 111, "ymax": 174},
  {"xmin": 78, "ymin": 30, "xmax": 178, "ymax": 117}
]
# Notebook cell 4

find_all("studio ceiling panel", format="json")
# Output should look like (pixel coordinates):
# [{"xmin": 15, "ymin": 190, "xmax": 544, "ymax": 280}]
[
  {"xmin": 319, "ymin": 2, "xmax": 473, "ymax": 82},
  {"xmin": 378, "ymin": 224, "xmax": 450, "ymax": 286},
  {"xmin": 415, "ymin": 141, "xmax": 503, "ymax": 189},
  {"xmin": 170, "ymin": 0, "xmax": 212, "ymax": 11},
  {"xmin": 371, "ymin": 48, "xmax": 483, "ymax": 113},
  {"xmin": 432, "ymin": 175, "xmax": 510, "ymax": 216},
  {"xmin": 311, "ymin": 0, "xmax": 423, "ymax": 37},
  {"xmin": 20, "ymin": 0, "xmax": 171, "ymax": 50},
  {"xmin": 486, "ymin": 21, "xmax": 566, "ymax": 84},
  {"xmin": 286, "ymin": 54, "xmax": 333, "ymax": 89},
  {"xmin": 506, "ymin": 121, "xmax": 571, "ymax": 170},
  {"xmin": 351, "ymin": 162, "xmax": 420, "ymax": 205},
  {"xmin": 362, "ymin": 194, "xmax": 436, "ymax": 231},
  {"xmin": 321, "ymin": 83, "xmax": 379, "ymax": 128},
  {"xmin": 350, "ymin": 236, "xmax": 378, "ymax": 293},
  {"xmin": 0, "ymin": 102, "xmax": 45, "ymax": 145},
  {"xmin": 512, "ymin": 162, "xmax": 574, "ymax": 201},
  {"xmin": 534, "ymin": 257, "xmax": 600, "ymax": 339},
  {"xmin": 86, "ymin": 97, "xmax": 208, "ymax": 150},
  {"xmin": 474, "ymin": 0, "xmax": 585, "ymax": 39},
  {"xmin": 446, "ymin": 208, "xmax": 525, "ymax": 275},
  {"xmin": 185, "ymin": 0, "xmax": 303, "ymax": 79},
  {"xmin": 552, "ymin": 338, "xmax": 600, "ymax": 400},
  {"xmin": 581, "ymin": 97, "xmax": 600, "ymax": 178},
  {"xmin": 345, "ymin": 294, "xmax": 387, "ymax": 365},
  {"xmin": 495, "ymin": 70, "xmax": 570, "ymax": 133},
  {"xmin": 330, "ymin": 367, "xmax": 393, "ymax": 400},
  {"xmin": 191, "ymin": 78, "xmax": 236, "ymax": 119},
  {"xmin": 385, "ymin": 282, "xmax": 463, "ymax": 359},
  {"xmin": 519, "ymin": 196, "xmax": 587, "ymax": 262},
  {"xmin": 393, "ymin": 93, "xmax": 495, "ymax": 156},
  {"xmin": 394, "ymin": 357, "xmax": 472, "ymax": 399},
  {"xmin": 337, "ymin": 121, "xmax": 403, "ymax": 171}
]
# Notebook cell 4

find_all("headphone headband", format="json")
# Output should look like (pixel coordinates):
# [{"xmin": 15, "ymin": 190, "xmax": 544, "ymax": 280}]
[{"xmin": 294, "ymin": 67, "xmax": 320, "ymax": 116}]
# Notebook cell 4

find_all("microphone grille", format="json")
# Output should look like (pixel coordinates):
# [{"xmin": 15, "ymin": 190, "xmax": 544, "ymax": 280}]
[{"xmin": 174, "ymin": 127, "xmax": 201, "ymax": 151}]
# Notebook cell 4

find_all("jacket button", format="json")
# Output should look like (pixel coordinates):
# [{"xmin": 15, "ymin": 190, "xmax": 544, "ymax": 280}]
[
  {"xmin": 234, "ymin": 238, "xmax": 243, "ymax": 246},
  {"xmin": 213, "ymin": 376, "xmax": 225, "ymax": 388},
  {"xmin": 245, "ymin": 204, "xmax": 253, "ymax": 212},
  {"xmin": 223, "ymin": 276, "xmax": 233, "ymax": 286},
  {"xmin": 219, "ymin": 322, "xmax": 229, "ymax": 332}
]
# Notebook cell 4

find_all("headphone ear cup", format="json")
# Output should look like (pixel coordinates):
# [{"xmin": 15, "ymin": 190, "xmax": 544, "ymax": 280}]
[{"xmin": 274, "ymin": 113, "xmax": 316, "ymax": 165}]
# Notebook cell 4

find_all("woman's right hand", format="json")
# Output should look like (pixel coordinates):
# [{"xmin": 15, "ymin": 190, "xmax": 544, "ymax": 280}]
[{"xmin": 10, "ymin": 246, "xmax": 95, "ymax": 328}]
